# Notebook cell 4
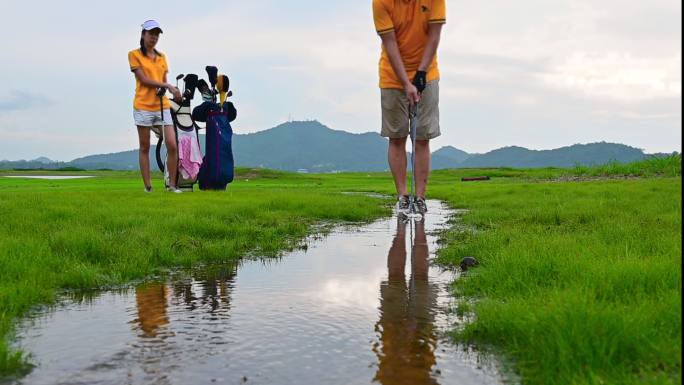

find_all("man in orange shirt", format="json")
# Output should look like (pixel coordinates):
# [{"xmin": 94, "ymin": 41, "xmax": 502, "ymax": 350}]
[{"xmin": 373, "ymin": 0, "xmax": 446, "ymax": 214}]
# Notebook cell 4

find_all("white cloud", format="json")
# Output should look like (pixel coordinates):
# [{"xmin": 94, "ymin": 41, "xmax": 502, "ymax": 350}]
[
  {"xmin": 0, "ymin": 0, "xmax": 681, "ymax": 160},
  {"xmin": 541, "ymin": 52, "xmax": 682, "ymax": 101}
]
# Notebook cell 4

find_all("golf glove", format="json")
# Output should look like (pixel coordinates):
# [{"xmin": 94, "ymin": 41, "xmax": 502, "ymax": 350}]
[{"xmin": 412, "ymin": 70, "xmax": 427, "ymax": 93}]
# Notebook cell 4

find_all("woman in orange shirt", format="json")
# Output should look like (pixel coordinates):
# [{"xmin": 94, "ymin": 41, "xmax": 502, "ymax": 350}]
[{"xmin": 128, "ymin": 20, "xmax": 183, "ymax": 193}]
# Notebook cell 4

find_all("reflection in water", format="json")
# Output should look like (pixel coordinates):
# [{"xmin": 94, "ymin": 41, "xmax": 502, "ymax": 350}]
[
  {"xmin": 129, "ymin": 265, "xmax": 238, "ymax": 384},
  {"xmin": 374, "ymin": 219, "xmax": 439, "ymax": 385},
  {"xmin": 135, "ymin": 283, "xmax": 170, "ymax": 338},
  {"xmin": 14, "ymin": 203, "xmax": 507, "ymax": 385},
  {"xmin": 135, "ymin": 266, "xmax": 238, "ymax": 336}
]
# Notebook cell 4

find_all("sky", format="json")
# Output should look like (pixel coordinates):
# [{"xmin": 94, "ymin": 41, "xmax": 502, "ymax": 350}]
[{"xmin": 0, "ymin": 0, "xmax": 681, "ymax": 161}]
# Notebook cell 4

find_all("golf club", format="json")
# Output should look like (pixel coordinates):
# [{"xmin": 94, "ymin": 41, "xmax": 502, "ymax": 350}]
[
  {"xmin": 406, "ymin": 102, "xmax": 422, "ymax": 221},
  {"xmin": 156, "ymin": 87, "xmax": 167, "ymax": 180},
  {"xmin": 217, "ymin": 74, "xmax": 230, "ymax": 107},
  {"xmin": 175, "ymin": 74, "xmax": 184, "ymax": 88},
  {"xmin": 182, "ymin": 74, "xmax": 199, "ymax": 100},
  {"xmin": 205, "ymin": 66, "xmax": 218, "ymax": 102}
]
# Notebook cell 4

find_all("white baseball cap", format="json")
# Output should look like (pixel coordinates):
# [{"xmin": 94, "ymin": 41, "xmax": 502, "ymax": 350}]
[{"xmin": 141, "ymin": 20, "xmax": 163, "ymax": 33}]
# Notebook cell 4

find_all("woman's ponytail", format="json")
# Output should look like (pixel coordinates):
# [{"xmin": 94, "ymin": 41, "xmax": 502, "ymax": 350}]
[{"xmin": 140, "ymin": 34, "xmax": 147, "ymax": 56}]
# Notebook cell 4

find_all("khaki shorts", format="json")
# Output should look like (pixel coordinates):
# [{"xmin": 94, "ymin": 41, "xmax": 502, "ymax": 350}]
[{"xmin": 381, "ymin": 80, "xmax": 440, "ymax": 140}]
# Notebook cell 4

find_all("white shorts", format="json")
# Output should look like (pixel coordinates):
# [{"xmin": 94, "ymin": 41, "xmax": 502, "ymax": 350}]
[{"xmin": 133, "ymin": 109, "xmax": 173, "ymax": 128}]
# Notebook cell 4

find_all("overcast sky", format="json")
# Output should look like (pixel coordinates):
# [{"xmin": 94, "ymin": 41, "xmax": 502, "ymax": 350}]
[{"xmin": 0, "ymin": 0, "xmax": 681, "ymax": 161}]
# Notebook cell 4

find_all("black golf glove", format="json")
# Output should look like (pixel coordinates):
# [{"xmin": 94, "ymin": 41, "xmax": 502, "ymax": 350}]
[{"xmin": 412, "ymin": 70, "xmax": 427, "ymax": 93}]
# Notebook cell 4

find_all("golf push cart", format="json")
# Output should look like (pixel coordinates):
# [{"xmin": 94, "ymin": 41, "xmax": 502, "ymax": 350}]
[{"xmin": 155, "ymin": 65, "xmax": 236, "ymax": 191}]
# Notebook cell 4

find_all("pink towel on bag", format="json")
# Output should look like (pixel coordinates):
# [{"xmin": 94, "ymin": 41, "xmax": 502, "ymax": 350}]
[{"xmin": 178, "ymin": 135, "xmax": 203, "ymax": 180}]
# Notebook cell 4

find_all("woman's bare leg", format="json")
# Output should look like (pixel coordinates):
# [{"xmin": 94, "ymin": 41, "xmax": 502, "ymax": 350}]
[
  {"xmin": 137, "ymin": 126, "xmax": 152, "ymax": 189},
  {"xmin": 163, "ymin": 124, "xmax": 179, "ymax": 188}
]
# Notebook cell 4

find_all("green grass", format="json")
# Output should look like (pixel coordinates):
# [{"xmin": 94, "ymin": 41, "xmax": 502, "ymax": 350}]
[
  {"xmin": 568, "ymin": 154, "xmax": 681, "ymax": 178},
  {"xmin": 429, "ymin": 156, "xmax": 682, "ymax": 385},
  {"xmin": 0, "ymin": 155, "xmax": 681, "ymax": 384}
]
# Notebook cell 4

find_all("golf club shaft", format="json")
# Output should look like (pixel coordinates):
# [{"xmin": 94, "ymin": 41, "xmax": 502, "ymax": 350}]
[
  {"xmin": 159, "ymin": 93, "xmax": 166, "ymax": 186},
  {"xmin": 409, "ymin": 102, "xmax": 418, "ymax": 213},
  {"xmin": 412, "ymin": 105, "xmax": 417, "ymax": 203}
]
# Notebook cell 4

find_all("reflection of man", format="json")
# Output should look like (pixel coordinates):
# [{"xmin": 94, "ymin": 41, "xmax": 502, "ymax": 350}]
[
  {"xmin": 373, "ymin": 219, "xmax": 438, "ymax": 385},
  {"xmin": 135, "ymin": 282, "xmax": 170, "ymax": 337}
]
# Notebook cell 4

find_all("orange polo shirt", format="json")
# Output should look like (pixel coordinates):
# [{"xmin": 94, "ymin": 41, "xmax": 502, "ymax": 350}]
[
  {"xmin": 372, "ymin": 0, "xmax": 446, "ymax": 89},
  {"xmin": 128, "ymin": 49, "xmax": 170, "ymax": 111}
]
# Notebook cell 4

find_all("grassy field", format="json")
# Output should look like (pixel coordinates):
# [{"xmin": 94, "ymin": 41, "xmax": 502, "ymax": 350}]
[
  {"xmin": 0, "ymin": 155, "xmax": 681, "ymax": 384},
  {"xmin": 432, "ymin": 173, "xmax": 681, "ymax": 384}
]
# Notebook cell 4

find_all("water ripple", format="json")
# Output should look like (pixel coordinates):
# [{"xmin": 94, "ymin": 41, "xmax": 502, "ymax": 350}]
[{"xmin": 11, "ymin": 201, "xmax": 509, "ymax": 385}]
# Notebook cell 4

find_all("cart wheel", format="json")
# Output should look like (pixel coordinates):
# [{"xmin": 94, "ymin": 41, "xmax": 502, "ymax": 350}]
[{"xmin": 155, "ymin": 136, "xmax": 165, "ymax": 172}]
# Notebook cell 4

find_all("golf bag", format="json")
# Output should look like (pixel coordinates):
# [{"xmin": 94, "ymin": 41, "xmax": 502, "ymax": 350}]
[
  {"xmin": 192, "ymin": 100, "xmax": 237, "ymax": 190},
  {"xmin": 155, "ymin": 74, "xmax": 204, "ymax": 191}
]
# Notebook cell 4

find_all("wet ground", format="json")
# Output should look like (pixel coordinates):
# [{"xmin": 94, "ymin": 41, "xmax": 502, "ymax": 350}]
[{"xmin": 9, "ymin": 200, "xmax": 508, "ymax": 385}]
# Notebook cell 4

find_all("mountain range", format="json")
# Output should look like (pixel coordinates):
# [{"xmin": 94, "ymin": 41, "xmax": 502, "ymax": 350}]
[{"xmin": 1, "ymin": 120, "xmax": 675, "ymax": 172}]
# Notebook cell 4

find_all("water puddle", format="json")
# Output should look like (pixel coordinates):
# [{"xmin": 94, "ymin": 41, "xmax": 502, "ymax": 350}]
[
  {"xmin": 10, "ymin": 201, "xmax": 508, "ymax": 385},
  {"xmin": 1, "ymin": 176, "xmax": 96, "ymax": 180}
]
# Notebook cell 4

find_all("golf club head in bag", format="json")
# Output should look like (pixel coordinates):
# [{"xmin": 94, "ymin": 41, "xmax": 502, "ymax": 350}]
[
  {"xmin": 217, "ymin": 74, "xmax": 230, "ymax": 106},
  {"xmin": 197, "ymin": 79, "xmax": 215, "ymax": 103},
  {"xmin": 182, "ymin": 74, "xmax": 199, "ymax": 101},
  {"xmin": 205, "ymin": 66, "xmax": 218, "ymax": 88}
]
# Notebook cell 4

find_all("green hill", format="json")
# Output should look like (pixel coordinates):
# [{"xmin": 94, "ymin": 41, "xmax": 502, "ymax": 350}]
[{"xmin": 2, "ymin": 121, "xmax": 675, "ymax": 172}]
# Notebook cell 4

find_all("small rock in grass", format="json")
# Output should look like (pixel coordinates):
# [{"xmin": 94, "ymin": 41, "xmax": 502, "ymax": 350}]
[{"xmin": 459, "ymin": 256, "xmax": 479, "ymax": 271}]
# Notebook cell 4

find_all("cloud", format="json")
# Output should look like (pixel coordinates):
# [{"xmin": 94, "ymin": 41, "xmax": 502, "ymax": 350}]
[
  {"xmin": 0, "ymin": 0, "xmax": 681, "ymax": 160},
  {"xmin": 540, "ymin": 52, "xmax": 682, "ymax": 101},
  {"xmin": 0, "ymin": 90, "xmax": 54, "ymax": 113}
]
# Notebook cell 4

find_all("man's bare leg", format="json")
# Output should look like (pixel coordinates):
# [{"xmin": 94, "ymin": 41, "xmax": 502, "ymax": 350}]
[
  {"xmin": 414, "ymin": 139, "xmax": 431, "ymax": 198},
  {"xmin": 388, "ymin": 137, "xmax": 408, "ymax": 197}
]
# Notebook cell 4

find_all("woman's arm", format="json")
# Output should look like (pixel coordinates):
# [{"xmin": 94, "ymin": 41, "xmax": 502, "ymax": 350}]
[
  {"xmin": 163, "ymin": 72, "xmax": 182, "ymax": 100},
  {"xmin": 133, "ymin": 68, "xmax": 169, "ymax": 89},
  {"xmin": 134, "ymin": 69, "xmax": 181, "ymax": 100}
]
